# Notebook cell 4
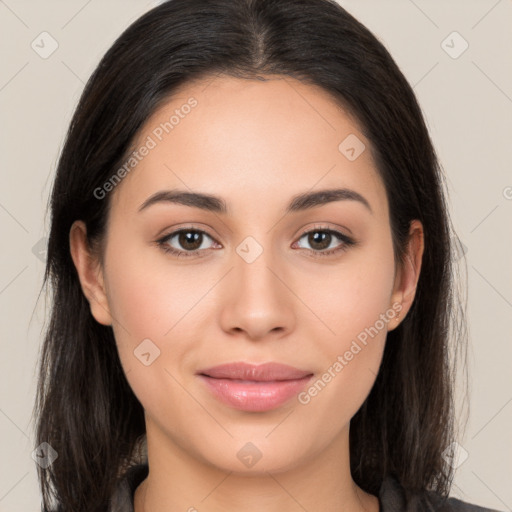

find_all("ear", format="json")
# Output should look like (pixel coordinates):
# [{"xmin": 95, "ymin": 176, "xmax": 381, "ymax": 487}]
[
  {"xmin": 69, "ymin": 220, "xmax": 112, "ymax": 326},
  {"xmin": 388, "ymin": 219, "xmax": 424, "ymax": 330}
]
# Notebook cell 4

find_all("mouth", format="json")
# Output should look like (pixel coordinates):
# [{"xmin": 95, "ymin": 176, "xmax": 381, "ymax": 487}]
[{"xmin": 196, "ymin": 362, "xmax": 314, "ymax": 412}]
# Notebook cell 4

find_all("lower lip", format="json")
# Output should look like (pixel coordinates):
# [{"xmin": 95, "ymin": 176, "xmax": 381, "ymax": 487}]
[{"xmin": 198, "ymin": 374, "xmax": 313, "ymax": 412}]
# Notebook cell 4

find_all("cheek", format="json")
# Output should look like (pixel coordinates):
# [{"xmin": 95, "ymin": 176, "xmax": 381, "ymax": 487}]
[
  {"xmin": 295, "ymin": 234, "xmax": 395, "ymax": 409},
  {"xmin": 102, "ymin": 240, "xmax": 196, "ymax": 372},
  {"xmin": 104, "ymin": 249, "xmax": 206, "ymax": 421},
  {"xmin": 104, "ymin": 232, "xmax": 212, "ymax": 337},
  {"xmin": 300, "ymin": 232, "xmax": 396, "ymax": 345}
]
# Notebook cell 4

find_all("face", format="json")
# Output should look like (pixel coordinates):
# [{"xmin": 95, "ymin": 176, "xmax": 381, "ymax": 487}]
[{"xmin": 71, "ymin": 74, "xmax": 421, "ymax": 475}]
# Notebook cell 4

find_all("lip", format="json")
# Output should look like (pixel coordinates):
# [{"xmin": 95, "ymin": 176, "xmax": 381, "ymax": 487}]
[
  {"xmin": 196, "ymin": 362, "xmax": 314, "ymax": 412},
  {"xmin": 198, "ymin": 362, "xmax": 312, "ymax": 381}
]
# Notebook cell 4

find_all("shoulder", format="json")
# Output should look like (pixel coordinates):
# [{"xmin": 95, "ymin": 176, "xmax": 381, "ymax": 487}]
[{"xmin": 379, "ymin": 475, "xmax": 504, "ymax": 512}]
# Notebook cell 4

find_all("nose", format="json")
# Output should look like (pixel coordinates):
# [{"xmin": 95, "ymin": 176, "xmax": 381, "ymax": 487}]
[{"xmin": 218, "ymin": 241, "xmax": 296, "ymax": 341}]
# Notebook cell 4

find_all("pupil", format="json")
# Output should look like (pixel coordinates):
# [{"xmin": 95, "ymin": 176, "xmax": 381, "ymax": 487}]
[
  {"xmin": 180, "ymin": 231, "xmax": 201, "ymax": 250},
  {"xmin": 310, "ymin": 231, "xmax": 330, "ymax": 250}
]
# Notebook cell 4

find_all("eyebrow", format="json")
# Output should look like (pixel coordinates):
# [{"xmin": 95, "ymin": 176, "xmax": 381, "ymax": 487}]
[{"xmin": 138, "ymin": 187, "xmax": 373, "ymax": 215}]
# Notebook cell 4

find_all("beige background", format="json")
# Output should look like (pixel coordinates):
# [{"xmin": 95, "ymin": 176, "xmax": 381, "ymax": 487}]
[{"xmin": 0, "ymin": 0, "xmax": 511, "ymax": 510}]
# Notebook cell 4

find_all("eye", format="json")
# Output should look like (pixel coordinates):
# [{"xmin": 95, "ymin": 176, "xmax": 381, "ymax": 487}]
[
  {"xmin": 156, "ymin": 228, "xmax": 218, "ymax": 259},
  {"xmin": 293, "ymin": 226, "xmax": 356, "ymax": 258},
  {"xmin": 156, "ymin": 225, "xmax": 357, "ymax": 259}
]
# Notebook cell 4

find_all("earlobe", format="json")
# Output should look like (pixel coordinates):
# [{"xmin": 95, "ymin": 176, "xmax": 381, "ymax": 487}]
[
  {"xmin": 389, "ymin": 220, "xmax": 424, "ymax": 329},
  {"xmin": 69, "ymin": 220, "xmax": 112, "ymax": 326}
]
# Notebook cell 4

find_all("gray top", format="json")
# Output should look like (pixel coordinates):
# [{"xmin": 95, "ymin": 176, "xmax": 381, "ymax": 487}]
[{"xmin": 108, "ymin": 463, "xmax": 504, "ymax": 512}]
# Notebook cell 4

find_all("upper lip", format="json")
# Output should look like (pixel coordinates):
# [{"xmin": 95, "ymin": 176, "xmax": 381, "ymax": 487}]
[{"xmin": 197, "ymin": 362, "xmax": 313, "ymax": 381}]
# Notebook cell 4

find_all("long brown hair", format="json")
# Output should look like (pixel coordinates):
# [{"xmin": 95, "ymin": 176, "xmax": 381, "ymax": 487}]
[{"xmin": 33, "ymin": 0, "xmax": 468, "ymax": 510}]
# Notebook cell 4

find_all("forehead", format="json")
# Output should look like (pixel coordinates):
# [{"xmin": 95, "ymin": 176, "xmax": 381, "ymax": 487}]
[{"xmin": 109, "ymin": 74, "xmax": 387, "ymax": 219}]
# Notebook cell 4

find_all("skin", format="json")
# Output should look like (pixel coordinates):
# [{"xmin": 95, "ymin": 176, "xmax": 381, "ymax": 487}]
[{"xmin": 70, "ymin": 75, "xmax": 424, "ymax": 512}]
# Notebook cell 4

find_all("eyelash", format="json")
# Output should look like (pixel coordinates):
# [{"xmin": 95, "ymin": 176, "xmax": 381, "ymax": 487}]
[{"xmin": 156, "ymin": 225, "xmax": 357, "ymax": 260}]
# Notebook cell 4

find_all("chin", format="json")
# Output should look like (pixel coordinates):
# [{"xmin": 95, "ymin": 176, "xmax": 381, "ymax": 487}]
[{"xmin": 195, "ymin": 436, "xmax": 310, "ymax": 475}]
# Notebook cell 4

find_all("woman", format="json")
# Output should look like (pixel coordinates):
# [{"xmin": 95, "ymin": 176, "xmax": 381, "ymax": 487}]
[{"xmin": 33, "ymin": 1, "xmax": 503, "ymax": 511}]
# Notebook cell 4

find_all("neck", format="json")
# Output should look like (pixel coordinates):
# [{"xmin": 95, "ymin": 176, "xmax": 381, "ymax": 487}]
[{"xmin": 133, "ymin": 419, "xmax": 379, "ymax": 512}]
